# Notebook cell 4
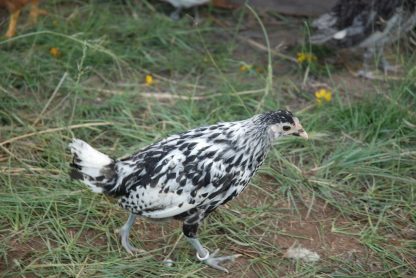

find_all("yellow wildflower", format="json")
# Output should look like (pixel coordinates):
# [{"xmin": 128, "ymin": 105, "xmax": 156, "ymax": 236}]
[
  {"xmin": 239, "ymin": 64, "xmax": 251, "ymax": 72},
  {"xmin": 315, "ymin": 88, "xmax": 332, "ymax": 104},
  {"xmin": 296, "ymin": 52, "xmax": 317, "ymax": 64},
  {"xmin": 49, "ymin": 47, "xmax": 61, "ymax": 58},
  {"xmin": 145, "ymin": 74, "xmax": 154, "ymax": 86},
  {"xmin": 239, "ymin": 64, "xmax": 264, "ymax": 73}
]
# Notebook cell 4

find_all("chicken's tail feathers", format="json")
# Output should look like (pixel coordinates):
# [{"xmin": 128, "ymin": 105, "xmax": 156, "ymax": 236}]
[{"xmin": 69, "ymin": 139, "xmax": 121, "ymax": 196}]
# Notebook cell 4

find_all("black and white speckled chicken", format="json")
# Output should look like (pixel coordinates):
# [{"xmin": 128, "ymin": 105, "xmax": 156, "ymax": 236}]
[
  {"xmin": 69, "ymin": 110, "xmax": 308, "ymax": 272},
  {"xmin": 311, "ymin": 0, "xmax": 416, "ymax": 78}
]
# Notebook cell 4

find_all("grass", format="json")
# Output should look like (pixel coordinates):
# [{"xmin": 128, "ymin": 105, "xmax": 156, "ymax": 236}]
[{"xmin": 1, "ymin": 1, "xmax": 416, "ymax": 277}]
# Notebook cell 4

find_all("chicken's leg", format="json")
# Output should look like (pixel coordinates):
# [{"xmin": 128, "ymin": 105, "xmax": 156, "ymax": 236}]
[
  {"xmin": 356, "ymin": 47, "xmax": 376, "ymax": 79},
  {"xmin": 356, "ymin": 47, "xmax": 400, "ymax": 79},
  {"xmin": 170, "ymin": 7, "xmax": 182, "ymax": 21},
  {"xmin": 378, "ymin": 47, "xmax": 400, "ymax": 74},
  {"xmin": 5, "ymin": 9, "xmax": 21, "ymax": 38},
  {"xmin": 119, "ymin": 213, "xmax": 143, "ymax": 254},
  {"xmin": 184, "ymin": 222, "xmax": 241, "ymax": 273},
  {"xmin": 29, "ymin": 0, "xmax": 48, "ymax": 24}
]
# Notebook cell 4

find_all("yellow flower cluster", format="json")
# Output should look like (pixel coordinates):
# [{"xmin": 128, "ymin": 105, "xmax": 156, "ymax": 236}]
[
  {"xmin": 239, "ymin": 65, "xmax": 250, "ymax": 72},
  {"xmin": 296, "ymin": 52, "xmax": 317, "ymax": 64},
  {"xmin": 314, "ymin": 88, "xmax": 332, "ymax": 104},
  {"xmin": 239, "ymin": 64, "xmax": 263, "ymax": 73},
  {"xmin": 49, "ymin": 47, "xmax": 61, "ymax": 58},
  {"xmin": 145, "ymin": 74, "xmax": 154, "ymax": 86}
]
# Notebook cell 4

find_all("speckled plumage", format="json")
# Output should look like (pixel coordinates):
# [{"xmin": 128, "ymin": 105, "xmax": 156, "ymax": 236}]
[
  {"xmin": 311, "ymin": 0, "xmax": 416, "ymax": 77},
  {"xmin": 311, "ymin": 0, "xmax": 416, "ymax": 48},
  {"xmin": 69, "ymin": 110, "xmax": 307, "ymax": 272}
]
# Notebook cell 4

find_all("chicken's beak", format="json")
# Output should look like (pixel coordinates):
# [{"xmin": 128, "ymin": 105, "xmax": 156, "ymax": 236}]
[
  {"xmin": 291, "ymin": 117, "xmax": 308, "ymax": 139},
  {"xmin": 295, "ymin": 129, "xmax": 308, "ymax": 139},
  {"xmin": 293, "ymin": 122, "xmax": 308, "ymax": 139}
]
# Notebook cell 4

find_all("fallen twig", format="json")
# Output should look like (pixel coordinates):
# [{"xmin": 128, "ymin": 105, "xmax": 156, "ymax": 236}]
[
  {"xmin": 0, "ymin": 167, "xmax": 61, "ymax": 175},
  {"xmin": 237, "ymin": 36, "xmax": 297, "ymax": 64},
  {"xmin": 86, "ymin": 87, "xmax": 265, "ymax": 100},
  {"xmin": 0, "ymin": 122, "xmax": 113, "ymax": 146},
  {"xmin": 33, "ymin": 72, "xmax": 69, "ymax": 125}
]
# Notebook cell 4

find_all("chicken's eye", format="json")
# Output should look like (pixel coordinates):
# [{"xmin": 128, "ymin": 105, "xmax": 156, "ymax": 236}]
[{"xmin": 283, "ymin": 125, "xmax": 291, "ymax": 131}]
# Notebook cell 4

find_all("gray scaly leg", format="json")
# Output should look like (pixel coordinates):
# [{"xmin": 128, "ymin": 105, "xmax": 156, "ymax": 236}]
[
  {"xmin": 378, "ymin": 47, "xmax": 401, "ymax": 74},
  {"xmin": 119, "ymin": 213, "xmax": 143, "ymax": 254},
  {"xmin": 357, "ymin": 47, "xmax": 376, "ymax": 79},
  {"xmin": 184, "ymin": 221, "xmax": 241, "ymax": 273},
  {"xmin": 193, "ymin": 7, "xmax": 202, "ymax": 25},
  {"xmin": 170, "ymin": 7, "xmax": 182, "ymax": 21}
]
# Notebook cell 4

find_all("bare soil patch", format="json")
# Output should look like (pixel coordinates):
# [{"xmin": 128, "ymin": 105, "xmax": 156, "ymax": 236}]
[
  {"xmin": 234, "ymin": 183, "xmax": 368, "ymax": 257},
  {"xmin": 1, "ymin": 235, "xmax": 46, "ymax": 277}
]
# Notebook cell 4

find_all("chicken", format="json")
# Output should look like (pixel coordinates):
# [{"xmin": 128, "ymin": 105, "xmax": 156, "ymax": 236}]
[
  {"xmin": 162, "ymin": 0, "xmax": 210, "ymax": 21},
  {"xmin": 69, "ymin": 110, "xmax": 308, "ymax": 272},
  {"xmin": 0, "ymin": 0, "xmax": 47, "ymax": 38},
  {"xmin": 310, "ymin": 0, "xmax": 416, "ymax": 78}
]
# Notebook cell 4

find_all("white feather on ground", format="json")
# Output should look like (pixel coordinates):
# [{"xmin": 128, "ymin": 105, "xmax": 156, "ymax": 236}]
[{"xmin": 284, "ymin": 245, "xmax": 320, "ymax": 262}]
